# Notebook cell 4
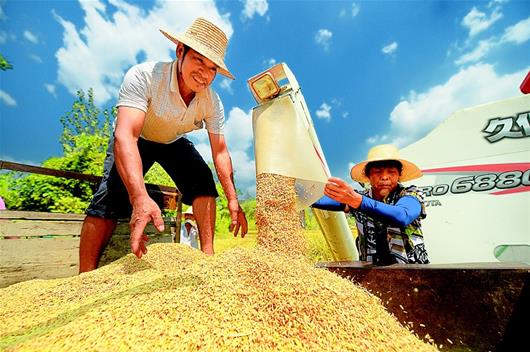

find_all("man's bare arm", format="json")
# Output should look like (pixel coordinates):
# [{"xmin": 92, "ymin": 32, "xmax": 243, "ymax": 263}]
[
  {"xmin": 114, "ymin": 106, "xmax": 164, "ymax": 258},
  {"xmin": 208, "ymin": 132, "xmax": 248, "ymax": 237}
]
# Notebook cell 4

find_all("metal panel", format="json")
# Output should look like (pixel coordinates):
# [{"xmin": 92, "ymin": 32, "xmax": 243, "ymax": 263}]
[{"xmin": 318, "ymin": 261, "xmax": 530, "ymax": 351}]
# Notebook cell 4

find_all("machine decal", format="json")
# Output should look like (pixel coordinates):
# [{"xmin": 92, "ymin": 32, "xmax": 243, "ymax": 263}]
[
  {"xmin": 419, "ymin": 163, "xmax": 530, "ymax": 197},
  {"xmin": 482, "ymin": 111, "xmax": 530, "ymax": 143}
]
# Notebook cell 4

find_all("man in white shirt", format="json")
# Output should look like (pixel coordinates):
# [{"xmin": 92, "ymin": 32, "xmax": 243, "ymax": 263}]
[
  {"xmin": 79, "ymin": 18, "xmax": 247, "ymax": 272},
  {"xmin": 180, "ymin": 207, "xmax": 199, "ymax": 249}
]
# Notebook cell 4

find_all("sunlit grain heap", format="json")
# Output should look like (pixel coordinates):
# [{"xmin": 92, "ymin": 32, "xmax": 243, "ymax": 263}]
[
  {"xmin": 255, "ymin": 173, "xmax": 308, "ymax": 257},
  {"xmin": 0, "ymin": 244, "xmax": 436, "ymax": 351},
  {"xmin": 0, "ymin": 172, "xmax": 437, "ymax": 351}
]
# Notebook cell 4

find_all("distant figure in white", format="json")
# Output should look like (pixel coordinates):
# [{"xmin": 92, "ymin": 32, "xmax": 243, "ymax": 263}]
[{"xmin": 180, "ymin": 207, "xmax": 199, "ymax": 249}]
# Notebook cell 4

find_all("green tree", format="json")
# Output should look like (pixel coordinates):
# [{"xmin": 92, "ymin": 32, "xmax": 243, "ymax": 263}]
[
  {"xmin": 212, "ymin": 182, "xmax": 257, "ymax": 237},
  {"xmin": 240, "ymin": 197, "xmax": 256, "ymax": 232},
  {"xmin": 59, "ymin": 89, "xmax": 113, "ymax": 152},
  {"xmin": 0, "ymin": 53, "xmax": 13, "ymax": 71},
  {"xmin": 1, "ymin": 87, "xmax": 257, "ymax": 227},
  {"xmin": 143, "ymin": 163, "xmax": 175, "ymax": 188},
  {"xmin": 3, "ymin": 89, "xmax": 113, "ymax": 212}
]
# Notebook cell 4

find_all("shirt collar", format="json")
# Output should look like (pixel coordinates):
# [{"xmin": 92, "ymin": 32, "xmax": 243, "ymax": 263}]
[{"xmin": 170, "ymin": 59, "xmax": 179, "ymax": 93}]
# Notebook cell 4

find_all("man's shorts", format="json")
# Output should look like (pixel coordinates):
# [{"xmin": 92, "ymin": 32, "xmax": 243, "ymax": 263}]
[{"xmin": 86, "ymin": 136, "xmax": 218, "ymax": 219}]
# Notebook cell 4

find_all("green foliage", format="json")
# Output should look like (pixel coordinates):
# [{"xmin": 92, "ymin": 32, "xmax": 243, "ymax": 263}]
[
  {"xmin": 210, "ymin": 179, "xmax": 258, "ymax": 237},
  {"xmin": 213, "ymin": 229, "xmax": 334, "ymax": 264},
  {"xmin": 3, "ymin": 172, "xmax": 88, "ymax": 213},
  {"xmin": 0, "ymin": 172, "xmax": 10, "ymax": 194},
  {"xmin": 303, "ymin": 208, "xmax": 319, "ymax": 230},
  {"xmin": 215, "ymin": 230, "xmax": 257, "ymax": 253},
  {"xmin": 2, "ymin": 89, "xmax": 114, "ymax": 213},
  {"xmin": 240, "ymin": 198, "xmax": 256, "ymax": 231},
  {"xmin": 0, "ymin": 53, "xmax": 13, "ymax": 71},
  {"xmin": 59, "ymin": 89, "xmax": 113, "ymax": 152},
  {"xmin": 144, "ymin": 163, "xmax": 175, "ymax": 188},
  {"xmin": 304, "ymin": 229, "xmax": 334, "ymax": 263},
  {"xmin": 214, "ymin": 182, "xmax": 232, "ymax": 236},
  {"xmin": 1, "ymin": 87, "xmax": 260, "ymax": 229},
  {"xmin": 144, "ymin": 163, "xmax": 177, "ymax": 217},
  {"xmin": 0, "ymin": 173, "xmax": 16, "ymax": 209}
]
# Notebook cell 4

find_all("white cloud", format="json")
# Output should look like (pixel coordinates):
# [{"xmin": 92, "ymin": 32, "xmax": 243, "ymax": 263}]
[
  {"xmin": 44, "ymin": 83, "xmax": 57, "ymax": 98},
  {"xmin": 241, "ymin": 0, "xmax": 269, "ymax": 21},
  {"xmin": 455, "ymin": 16, "xmax": 530, "ymax": 66},
  {"xmin": 455, "ymin": 39, "xmax": 493, "ymax": 65},
  {"xmin": 501, "ymin": 16, "xmax": 530, "ymax": 44},
  {"xmin": 316, "ymin": 102, "xmax": 332, "ymax": 121},
  {"xmin": 264, "ymin": 57, "xmax": 276, "ymax": 67},
  {"xmin": 315, "ymin": 29, "xmax": 332, "ymax": 51},
  {"xmin": 331, "ymin": 98, "xmax": 342, "ymax": 107},
  {"xmin": 0, "ymin": 1, "xmax": 5, "ymax": 21},
  {"xmin": 224, "ymin": 107, "xmax": 254, "ymax": 157},
  {"xmin": 0, "ymin": 31, "xmax": 7, "ymax": 44},
  {"xmin": 23, "ymin": 30, "xmax": 38, "ymax": 44},
  {"xmin": 0, "ymin": 89, "xmax": 16, "ymax": 106},
  {"xmin": 366, "ymin": 64, "xmax": 528, "ymax": 148},
  {"xmin": 340, "ymin": 3, "xmax": 360, "ymax": 18},
  {"xmin": 366, "ymin": 134, "xmax": 389, "ymax": 145},
  {"xmin": 53, "ymin": 0, "xmax": 233, "ymax": 104},
  {"xmin": 351, "ymin": 3, "xmax": 361, "ymax": 17},
  {"xmin": 224, "ymin": 107, "xmax": 256, "ymax": 196},
  {"xmin": 219, "ymin": 78, "xmax": 233, "ymax": 94},
  {"xmin": 382, "ymin": 41, "xmax": 398, "ymax": 55},
  {"xmin": 461, "ymin": 6, "xmax": 502, "ymax": 37},
  {"xmin": 30, "ymin": 54, "xmax": 43, "ymax": 63},
  {"xmin": 487, "ymin": 0, "xmax": 508, "ymax": 9}
]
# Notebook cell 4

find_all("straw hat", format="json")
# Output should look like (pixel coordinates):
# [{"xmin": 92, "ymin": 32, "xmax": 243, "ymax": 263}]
[
  {"xmin": 160, "ymin": 18, "xmax": 234, "ymax": 80},
  {"xmin": 350, "ymin": 144, "xmax": 422, "ymax": 183},
  {"xmin": 183, "ymin": 206, "xmax": 193, "ymax": 216}
]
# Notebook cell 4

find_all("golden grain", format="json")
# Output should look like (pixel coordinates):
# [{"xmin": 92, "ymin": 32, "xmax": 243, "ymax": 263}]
[
  {"xmin": 0, "ymin": 173, "xmax": 437, "ymax": 351},
  {"xmin": 255, "ymin": 173, "xmax": 308, "ymax": 257}
]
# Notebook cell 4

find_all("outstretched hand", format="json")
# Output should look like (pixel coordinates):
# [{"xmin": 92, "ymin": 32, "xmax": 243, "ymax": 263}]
[
  {"xmin": 228, "ymin": 199, "xmax": 248, "ymax": 238},
  {"xmin": 324, "ymin": 177, "xmax": 363, "ymax": 209},
  {"xmin": 129, "ymin": 195, "xmax": 165, "ymax": 259}
]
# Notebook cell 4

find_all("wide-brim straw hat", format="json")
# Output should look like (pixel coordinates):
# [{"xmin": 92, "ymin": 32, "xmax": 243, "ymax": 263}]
[
  {"xmin": 350, "ymin": 144, "xmax": 422, "ymax": 183},
  {"xmin": 160, "ymin": 18, "xmax": 234, "ymax": 80}
]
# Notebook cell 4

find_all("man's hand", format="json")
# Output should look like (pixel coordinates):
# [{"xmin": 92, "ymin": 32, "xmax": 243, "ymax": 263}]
[
  {"xmin": 208, "ymin": 132, "xmax": 248, "ymax": 238},
  {"xmin": 228, "ymin": 199, "xmax": 248, "ymax": 238},
  {"xmin": 129, "ymin": 195, "xmax": 165, "ymax": 258},
  {"xmin": 324, "ymin": 177, "xmax": 363, "ymax": 210}
]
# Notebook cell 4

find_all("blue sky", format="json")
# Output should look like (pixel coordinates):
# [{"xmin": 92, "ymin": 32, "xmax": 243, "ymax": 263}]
[{"xmin": 1, "ymin": 0, "xmax": 529, "ymax": 197}]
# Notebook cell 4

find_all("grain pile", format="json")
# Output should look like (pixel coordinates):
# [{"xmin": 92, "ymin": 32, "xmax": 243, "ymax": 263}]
[
  {"xmin": 255, "ymin": 173, "xmax": 308, "ymax": 257},
  {"xmin": 0, "ymin": 244, "xmax": 436, "ymax": 351},
  {"xmin": 0, "ymin": 172, "xmax": 438, "ymax": 351}
]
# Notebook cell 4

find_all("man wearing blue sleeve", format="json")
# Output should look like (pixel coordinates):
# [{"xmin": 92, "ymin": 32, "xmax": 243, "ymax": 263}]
[
  {"xmin": 79, "ymin": 18, "xmax": 248, "ymax": 272},
  {"xmin": 313, "ymin": 144, "xmax": 429, "ymax": 265}
]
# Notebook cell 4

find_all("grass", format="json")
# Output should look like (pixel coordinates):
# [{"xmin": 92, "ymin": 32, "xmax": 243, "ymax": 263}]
[
  {"xmin": 214, "ymin": 228, "xmax": 334, "ymax": 263},
  {"xmin": 214, "ymin": 229, "xmax": 258, "ymax": 253}
]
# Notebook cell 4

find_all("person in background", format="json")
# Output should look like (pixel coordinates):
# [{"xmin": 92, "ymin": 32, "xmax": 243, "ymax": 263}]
[
  {"xmin": 78, "ymin": 18, "xmax": 248, "ymax": 273},
  {"xmin": 312, "ymin": 144, "xmax": 429, "ymax": 265},
  {"xmin": 180, "ymin": 207, "xmax": 199, "ymax": 249}
]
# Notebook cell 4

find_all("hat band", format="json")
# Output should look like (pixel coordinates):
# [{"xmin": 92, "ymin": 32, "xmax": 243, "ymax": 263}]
[{"xmin": 177, "ymin": 34, "xmax": 228, "ymax": 73}]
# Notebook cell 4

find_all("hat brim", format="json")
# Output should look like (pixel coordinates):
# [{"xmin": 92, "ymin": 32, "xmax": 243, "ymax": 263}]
[
  {"xmin": 160, "ymin": 29, "xmax": 235, "ymax": 80},
  {"xmin": 350, "ymin": 158, "xmax": 423, "ymax": 183}
]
